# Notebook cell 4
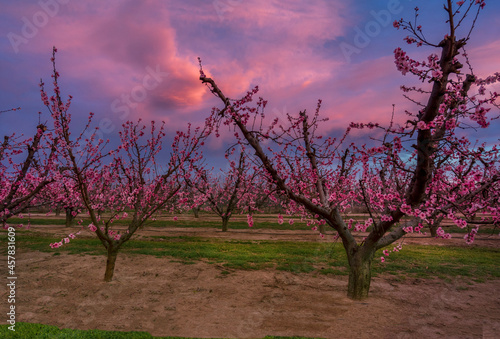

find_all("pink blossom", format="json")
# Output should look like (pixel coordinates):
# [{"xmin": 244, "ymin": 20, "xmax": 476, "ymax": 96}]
[
  {"xmin": 247, "ymin": 214, "xmax": 254, "ymax": 228},
  {"xmin": 404, "ymin": 226, "xmax": 414, "ymax": 233},
  {"xmin": 278, "ymin": 214, "xmax": 284, "ymax": 225},
  {"xmin": 436, "ymin": 227, "xmax": 451, "ymax": 239},
  {"xmin": 464, "ymin": 226, "xmax": 479, "ymax": 244},
  {"xmin": 417, "ymin": 121, "xmax": 429, "ymax": 130},
  {"xmin": 432, "ymin": 69, "xmax": 443, "ymax": 79},
  {"xmin": 381, "ymin": 215, "xmax": 393, "ymax": 222}
]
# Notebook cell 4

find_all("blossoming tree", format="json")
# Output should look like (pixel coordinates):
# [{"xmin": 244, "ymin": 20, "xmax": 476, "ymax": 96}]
[
  {"xmin": 199, "ymin": 0, "xmax": 499, "ymax": 299},
  {"xmin": 36, "ymin": 176, "xmax": 84, "ymax": 227},
  {"xmin": 1, "ymin": 107, "xmax": 59, "ymax": 226},
  {"xmin": 188, "ymin": 149, "xmax": 262, "ymax": 231},
  {"xmin": 44, "ymin": 48, "xmax": 211, "ymax": 281}
]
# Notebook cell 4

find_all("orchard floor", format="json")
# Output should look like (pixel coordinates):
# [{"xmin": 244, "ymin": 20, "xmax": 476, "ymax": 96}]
[{"xmin": 2, "ymin": 226, "xmax": 500, "ymax": 338}]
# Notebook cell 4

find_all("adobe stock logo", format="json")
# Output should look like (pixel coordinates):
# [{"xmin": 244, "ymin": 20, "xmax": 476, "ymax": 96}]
[
  {"xmin": 213, "ymin": 0, "xmax": 243, "ymax": 21},
  {"xmin": 71, "ymin": 64, "xmax": 168, "ymax": 155},
  {"xmin": 78, "ymin": 65, "xmax": 169, "ymax": 145},
  {"xmin": 110, "ymin": 65, "xmax": 169, "ymax": 124},
  {"xmin": 339, "ymin": 0, "xmax": 413, "ymax": 63},
  {"xmin": 7, "ymin": 0, "xmax": 71, "ymax": 54}
]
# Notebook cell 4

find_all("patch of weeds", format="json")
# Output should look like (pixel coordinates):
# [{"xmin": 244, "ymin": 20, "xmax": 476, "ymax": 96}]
[{"xmin": 223, "ymin": 260, "xmax": 264, "ymax": 270}]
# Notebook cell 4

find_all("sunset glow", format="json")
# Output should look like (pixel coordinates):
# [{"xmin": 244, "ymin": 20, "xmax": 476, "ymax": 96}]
[{"xmin": 1, "ymin": 0, "xmax": 499, "ymax": 151}]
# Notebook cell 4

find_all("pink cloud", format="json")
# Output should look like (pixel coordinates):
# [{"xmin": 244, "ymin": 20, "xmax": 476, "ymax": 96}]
[
  {"xmin": 467, "ymin": 39, "xmax": 500, "ymax": 79},
  {"xmin": 3, "ymin": 0, "xmax": 498, "ymax": 147},
  {"xmin": 194, "ymin": 0, "xmax": 349, "ymax": 93},
  {"xmin": 3, "ymin": 0, "xmax": 351, "ymax": 132}
]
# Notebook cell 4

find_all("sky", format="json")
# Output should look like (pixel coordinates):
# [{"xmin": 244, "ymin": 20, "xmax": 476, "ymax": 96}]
[{"xmin": 1, "ymin": 0, "xmax": 499, "ymax": 165}]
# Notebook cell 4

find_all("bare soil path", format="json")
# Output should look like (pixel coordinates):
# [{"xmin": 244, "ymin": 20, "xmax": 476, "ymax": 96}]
[{"xmin": 1, "ymin": 226, "xmax": 499, "ymax": 338}]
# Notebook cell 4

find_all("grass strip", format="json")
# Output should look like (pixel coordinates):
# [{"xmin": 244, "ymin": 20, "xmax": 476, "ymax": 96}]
[
  {"xmin": 7, "ymin": 216, "xmax": 498, "ymax": 234},
  {"xmin": 1, "ymin": 231, "xmax": 499, "ymax": 282},
  {"xmin": 6, "ymin": 217, "xmax": 312, "ymax": 231},
  {"xmin": 0, "ymin": 322, "xmax": 322, "ymax": 339}
]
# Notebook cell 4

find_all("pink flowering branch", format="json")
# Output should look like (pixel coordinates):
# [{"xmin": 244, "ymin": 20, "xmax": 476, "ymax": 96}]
[
  {"xmin": 186, "ymin": 149, "xmax": 265, "ymax": 231},
  {"xmin": 198, "ymin": 0, "xmax": 497, "ymax": 300},
  {"xmin": 1, "ymin": 115, "xmax": 59, "ymax": 225},
  {"xmin": 44, "ymin": 48, "xmax": 212, "ymax": 282}
]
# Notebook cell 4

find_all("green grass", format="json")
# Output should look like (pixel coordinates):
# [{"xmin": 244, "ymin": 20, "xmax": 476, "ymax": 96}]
[
  {"xmin": 0, "ymin": 322, "xmax": 154, "ymax": 338},
  {"xmin": 435, "ymin": 224, "xmax": 499, "ymax": 234},
  {"xmin": 7, "ymin": 218, "xmax": 78, "ymax": 226},
  {"xmin": 2, "ymin": 231, "xmax": 499, "ymax": 281},
  {"xmin": 8, "ymin": 215, "xmax": 498, "ymax": 235},
  {"xmin": 5, "ymin": 216, "xmax": 313, "ymax": 231},
  {"xmin": 147, "ymin": 219, "xmax": 312, "ymax": 231},
  {"xmin": 372, "ymin": 245, "xmax": 500, "ymax": 281},
  {"xmin": 2, "ymin": 232, "xmax": 343, "ymax": 271},
  {"xmin": 0, "ymin": 322, "xmax": 322, "ymax": 339}
]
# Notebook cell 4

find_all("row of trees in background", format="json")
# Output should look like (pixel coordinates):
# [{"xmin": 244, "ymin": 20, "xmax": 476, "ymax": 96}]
[
  {"xmin": 186, "ymin": 149, "xmax": 280, "ymax": 231},
  {"xmin": 1, "ymin": 1, "xmax": 498, "ymax": 298}
]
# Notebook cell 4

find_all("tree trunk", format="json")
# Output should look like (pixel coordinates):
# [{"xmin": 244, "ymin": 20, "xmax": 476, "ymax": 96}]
[
  {"xmin": 65, "ymin": 207, "xmax": 75, "ymax": 227},
  {"xmin": 428, "ymin": 215, "xmax": 444, "ymax": 237},
  {"xmin": 221, "ymin": 216, "xmax": 229, "ymax": 232},
  {"xmin": 347, "ymin": 249, "xmax": 374, "ymax": 300},
  {"xmin": 429, "ymin": 225, "xmax": 437, "ymax": 237},
  {"xmin": 104, "ymin": 246, "xmax": 119, "ymax": 282},
  {"xmin": 193, "ymin": 207, "xmax": 199, "ymax": 218},
  {"xmin": 318, "ymin": 223, "xmax": 325, "ymax": 234}
]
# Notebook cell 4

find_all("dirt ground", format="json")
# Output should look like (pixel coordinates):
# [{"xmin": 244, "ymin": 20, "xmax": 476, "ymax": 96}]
[{"xmin": 1, "ymin": 226, "xmax": 500, "ymax": 338}]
